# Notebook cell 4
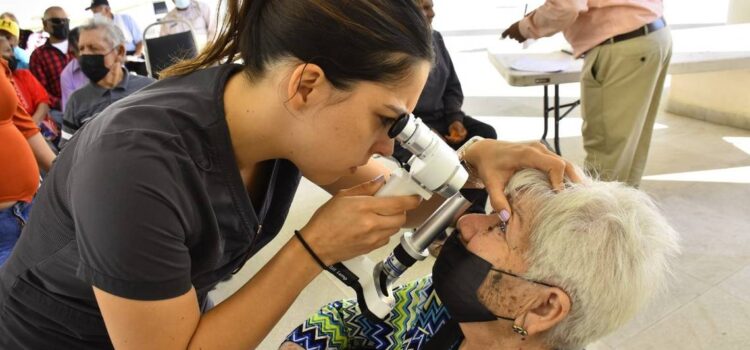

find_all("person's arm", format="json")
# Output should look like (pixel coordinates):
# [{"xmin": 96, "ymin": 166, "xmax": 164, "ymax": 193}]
[
  {"xmin": 58, "ymin": 96, "xmax": 80, "ymax": 149},
  {"xmin": 31, "ymin": 102, "xmax": 50, "ymax": 125},
  {"xmin": 95, "ymin": 236, "xmax": 322, "ymax": 350},
  {"xmin": 321, "ymin": 157, "xmax": 444, "ymax": 228},
  {"xmin": 518, "ymin": 0, "xmax": 588, "ymax": 39},
  {"xmin": 435, "ymin": 32, "xmax": 465, "ymax": 126},
  {"xmin": 133, "ymin": 19, "xmax": 144, "ymax": 56},
  {"xmin": 60, "ymin": 68, "xmax": 73, "ymax": 112},
  {"xmin": 25, "ymin": 70, "xmax": 51, "ymax": 124},
  {"xmin": 134, "ymin": 41, "xmax": 144, "ymax": 57},
  {"xmin": 26, "ymin": 132, "xmax": 56, "ymax": 171}
]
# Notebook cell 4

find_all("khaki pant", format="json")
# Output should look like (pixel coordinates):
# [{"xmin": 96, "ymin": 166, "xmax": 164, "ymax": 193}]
[{"xmin": 581, "ymin": 27, "xmax": 672, "ymax": 187}]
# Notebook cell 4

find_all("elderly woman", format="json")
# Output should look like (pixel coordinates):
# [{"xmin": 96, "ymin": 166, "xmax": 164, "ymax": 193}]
[{"xmin": 281, "ymin": 169, "xmax": 680, "ymax": 350}]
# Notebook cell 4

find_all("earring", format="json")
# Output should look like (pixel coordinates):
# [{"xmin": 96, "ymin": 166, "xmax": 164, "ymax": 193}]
[
  {"xmin": 512, "ymin": 324, "xmax": 528, "ymax": 336},
  {"xmin": 512, "ymin": 313, "xmax": 529, "ymax": 336}
]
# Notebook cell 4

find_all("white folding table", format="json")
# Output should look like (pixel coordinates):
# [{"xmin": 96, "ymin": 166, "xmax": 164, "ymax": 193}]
[{"xmin": 488, "ymin": 23, "xmax": 750, "ymax": 154}]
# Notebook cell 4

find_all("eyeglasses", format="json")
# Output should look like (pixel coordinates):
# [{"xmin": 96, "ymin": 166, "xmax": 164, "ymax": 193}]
[{"xmin": 44, "ymin": 18, "xmax": 70, "ymax": 25}]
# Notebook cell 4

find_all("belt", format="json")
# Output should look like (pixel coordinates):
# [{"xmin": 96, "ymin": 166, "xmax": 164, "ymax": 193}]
[{"xmin": 599, "ymin": 17, "xmax": 666, "ymax": 46}]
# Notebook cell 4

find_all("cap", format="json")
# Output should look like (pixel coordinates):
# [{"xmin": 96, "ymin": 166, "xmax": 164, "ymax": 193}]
[
  {"xmin": 86, "ymin": 0, "xmax": 110, "ymax": 11},
  {"xmin": 0, "ymin": 19, "xmax": 19, "ymax": 39}
]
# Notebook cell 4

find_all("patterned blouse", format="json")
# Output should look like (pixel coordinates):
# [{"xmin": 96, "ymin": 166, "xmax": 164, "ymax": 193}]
[{"xmin": 284, "ymin": 276, "xmax": 462, "ymax": 350}]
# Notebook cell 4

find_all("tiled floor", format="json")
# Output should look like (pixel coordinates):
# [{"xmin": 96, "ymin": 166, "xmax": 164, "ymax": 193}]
[{"xmin": 213, "ymin": 1, "xmax": 750, "ymax": 349}]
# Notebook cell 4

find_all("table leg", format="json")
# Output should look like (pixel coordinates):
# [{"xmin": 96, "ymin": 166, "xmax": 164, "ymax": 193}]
[
  {"xmin": 541, "ymin": 85, "xmax": 552, "ymax": 151},
  {"xmin": 554, "ymin": 84, "xmax": 561, "ymax": 155},
  {"xmin": 540, "ymin": 84, "xmax": 581, "ymax": 156}
]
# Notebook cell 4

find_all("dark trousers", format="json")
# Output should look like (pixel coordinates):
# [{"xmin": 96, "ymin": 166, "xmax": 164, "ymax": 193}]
[{"xmin": 393, "ymin": 116, "xmax": 497, "ymax": 214}]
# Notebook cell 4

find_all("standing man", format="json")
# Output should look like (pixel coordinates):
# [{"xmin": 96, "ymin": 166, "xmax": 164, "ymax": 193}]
[
  {"xmin": 60, "ymin": 18, "xmax": 154, "ymax": 148},
  {"xmin": 502, "ymin": 0, "xmax": 671, "ymax": 187},
  {"xmin": 87, "ymin": 0, "xmax": 147, "ymax": 75},
  {"xmin": 160, "ymin": 0, "xmax": 217, "ymax": 49},
  {"xmin": 29, "ymin": 6, "xmax": 74, "ymax": 127}
]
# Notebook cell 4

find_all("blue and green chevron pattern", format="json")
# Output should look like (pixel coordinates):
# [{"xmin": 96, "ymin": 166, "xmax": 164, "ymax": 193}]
[{"xmin": 284, "ymin": 275, "xmax": 456, "ymax": 350}]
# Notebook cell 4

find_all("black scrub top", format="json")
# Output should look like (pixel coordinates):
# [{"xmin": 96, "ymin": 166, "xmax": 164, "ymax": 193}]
[{"xmin": 0, "ymin": 64, "xmax": 301, "ymax": 348}]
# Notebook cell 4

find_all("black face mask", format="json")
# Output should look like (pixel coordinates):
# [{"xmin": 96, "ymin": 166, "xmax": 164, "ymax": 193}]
[
  {"xmin": 3, "ymin": 56, "xmax": 17, "ymax": 71},
  {"xmin": 79, "ymin": 54, "xmax": 110, "ymax": 83},
  {"xmin": 50, "ymin": 22, "xmax": 70, "ymax": 40},
  {"xmin": 433, "ymin": 232, "xmax": 556, "ymax": 323},
  {"xmin": 433, "ymin": 232, "xmax": 499, "ymax": 323}
]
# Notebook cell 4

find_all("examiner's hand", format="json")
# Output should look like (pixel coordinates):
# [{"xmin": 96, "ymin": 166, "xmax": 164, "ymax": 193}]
[
  {"xmin": 501, "ymin": 21, "xmax": 526, "ymax": 43},
  {"xmin": 445, "ymin": 121, "xmax": 468, "ymax": 144},
  {"xmin": 463, "ymin": 140, "xmax": 581, "ymax": 217},
  {"xmin": 300, "ymin": 176, "xmax": 422, "ymax": 266}
]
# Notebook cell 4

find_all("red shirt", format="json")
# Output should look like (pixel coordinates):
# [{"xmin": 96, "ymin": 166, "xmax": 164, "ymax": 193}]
[
  {"xmin": 29, "ymin": 40, "xmax": 74, "ymax": 110},
  {"xmin": 0, "ymin": 59, "xmax": 40, "ymax": 203},
  {"xmin": 11, "ymin": 68, "xmax": 50, "ymax": 116}
]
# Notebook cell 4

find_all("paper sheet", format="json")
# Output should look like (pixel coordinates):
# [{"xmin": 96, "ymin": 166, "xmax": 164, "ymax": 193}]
[{"xmin": 510, "ymin": 57, "xmax": 573, "ymax": 73}]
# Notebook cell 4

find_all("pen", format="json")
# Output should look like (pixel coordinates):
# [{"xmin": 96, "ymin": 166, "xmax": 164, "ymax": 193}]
[{"xmin": 523, "ymin": 4, "xmax": 528, "ymax": 16}]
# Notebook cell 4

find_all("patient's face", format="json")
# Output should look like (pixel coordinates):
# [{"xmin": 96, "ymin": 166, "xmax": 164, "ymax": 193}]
[
  {"xmin": 456, "ymin": 198, "xmax": 543, "ymax": 316},
  {"xmin": 456, "ymin": 198, "xmax": 533, "ymax": 275}
]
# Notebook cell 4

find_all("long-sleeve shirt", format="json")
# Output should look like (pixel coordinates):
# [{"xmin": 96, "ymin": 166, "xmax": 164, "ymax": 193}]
[
  {"xmin": 414, "ymin": 30, "xmax": 466, "ymax": 125},
  {"xmin": 29, "ymin": 39, "xmax": 74, "ymax": 110},
  {"xmin": 159, "ymin": 0, "xmax": 217, "ymax": 47},
  {"xmin": 60, "ymin": 59, "xmax": 88, "ymax": 112},
  {"xmin": 518, "ymin": 0, "xmax": 663, "ymax": 57}
]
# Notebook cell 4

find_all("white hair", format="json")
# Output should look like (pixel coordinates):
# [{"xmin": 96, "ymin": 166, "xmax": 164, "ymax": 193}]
[
  {"xmin": 80, "ymin": 16, "xmax": 125, "ymax": 49},
  {"xmin": 504, "ymin": 168, "xmax": 680, "ymax": 349}
]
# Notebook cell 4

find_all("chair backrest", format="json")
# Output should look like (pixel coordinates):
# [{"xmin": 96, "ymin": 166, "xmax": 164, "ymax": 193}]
[{"xmin": 143, "ymin": 19, "xmax": 198, "ymax": 78}]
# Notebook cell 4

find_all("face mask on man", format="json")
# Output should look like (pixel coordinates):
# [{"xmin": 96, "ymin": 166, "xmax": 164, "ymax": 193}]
[
  {"xmin": 175, "ymin": 0, "xmax": 191, "ymax": 10},
  {"xmin": 432, "ymin": 232, "xmax": 556, "ymax": 323},
  {"xmin": 48, "ymin": 19, "xmax": 70, "ymax": 40},
  {"xmin": 79, "ymin": 49, "xmax": 115, "ymax": 83},
  {"xmin": 3, "ymin": 55, "xmax": 18, "ymax": 71},
  {"xmin": 93, "ymin": 13, "xmax": 108, "ymax": 22}
]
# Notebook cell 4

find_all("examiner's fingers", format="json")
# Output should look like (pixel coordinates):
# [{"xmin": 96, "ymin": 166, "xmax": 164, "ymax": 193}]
[
  {"xmin": 483, "ymin": 175, "xmax": 512, "ymax": 218},
  {"xmin": 564, "ymin": 159, "xmax": 583, "ymax": 183},
  {"xmin": 369, "ymin": 195, "xmax": 422, "ymax": 216}
]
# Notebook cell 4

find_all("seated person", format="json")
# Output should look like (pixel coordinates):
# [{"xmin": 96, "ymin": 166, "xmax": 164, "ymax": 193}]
[
  {"xmin": 0, "ymin": 16, "xmax": 29, "ymax": 70},
  {"xmin": 0, "ymin": 36, "xmax": 50, "ymax": 125},
  {"xmin": 60, "ymin": 17, "xmax": 154, "ymax": 148},
  {"xmin": 60, "ymin": 27, "xmax": 87, "ymax": 113},
  {"xmin": 281, "ymin": 168, "xmax": 680, "ymax": 350},
  {"xmin": 397, "ymin": 0, "xmax": 497, "ymax": 215}
]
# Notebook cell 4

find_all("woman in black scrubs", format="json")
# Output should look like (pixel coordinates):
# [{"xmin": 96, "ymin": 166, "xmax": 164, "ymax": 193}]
[{"xmin": 0, "ymin": 0, "xmax": 577, "ymax": 349}]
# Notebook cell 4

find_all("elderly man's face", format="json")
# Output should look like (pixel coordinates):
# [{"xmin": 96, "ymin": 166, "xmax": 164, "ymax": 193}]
[{"xmin": 79, "ymin": 28, "xmax": 124, "ymax": 83}]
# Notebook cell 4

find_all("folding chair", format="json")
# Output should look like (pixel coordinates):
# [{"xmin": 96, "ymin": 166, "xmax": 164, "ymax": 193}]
[{"xmin": 142, "ymin": 19, "xmax": 198, "ymax": 78}]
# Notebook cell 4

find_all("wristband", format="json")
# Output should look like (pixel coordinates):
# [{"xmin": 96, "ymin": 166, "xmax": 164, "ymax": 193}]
[
  {"xmin": 294, "ymin": 230, "xmax": 328, "ymax": 269},
  {"xmin": 457, "ymin": 136, "xmax": 485, "ymax": 187}
]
